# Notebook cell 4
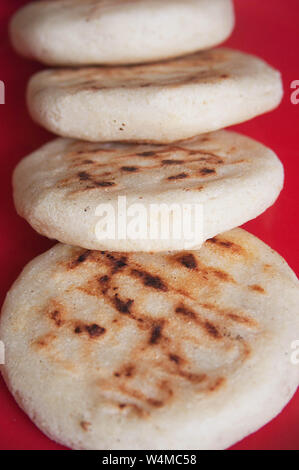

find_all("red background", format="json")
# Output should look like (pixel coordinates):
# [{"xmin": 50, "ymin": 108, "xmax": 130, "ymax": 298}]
[{"xmin": 0, "ymin": 0, "xmax": 298, "ymax": 450}]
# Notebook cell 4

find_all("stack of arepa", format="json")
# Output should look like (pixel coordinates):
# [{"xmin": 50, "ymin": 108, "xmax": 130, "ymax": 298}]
[{"xmin": 0, "ymin": 0, "xmax": 298, "ymax": 450}]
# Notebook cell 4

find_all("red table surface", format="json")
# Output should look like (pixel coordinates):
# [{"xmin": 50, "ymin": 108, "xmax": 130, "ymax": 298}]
[{"xmin": 0, "ymin": 0, "xmax": 298, "ymax": 451}]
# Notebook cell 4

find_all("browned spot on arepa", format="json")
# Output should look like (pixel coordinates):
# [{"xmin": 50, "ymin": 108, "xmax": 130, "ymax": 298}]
[
  {"xmin": 28, "ymin": 237, "xmax": 263, "ymax": 417},
  {"xmin": 248, "ymin": 284, "xmax": 266, "ymax": 294},
  {"xmin": 50, "ymin": 134, "xmax": 249, "ymax": 198}
]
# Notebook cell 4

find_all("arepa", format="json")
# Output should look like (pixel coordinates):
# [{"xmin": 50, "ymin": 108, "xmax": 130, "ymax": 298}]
[
  {"xmin": 10, "ymin": 0, "xmax": 235, "ymax": 66},
  {"xmin": 26, "ymin": 48, "xmax": 283, "ymax": 143},
  {"xmin": 13, "ymin": 130, "xmax": 284, "ymax": 252},
  {"xmin": 0, "ymin": 229, "xmax": 298, "ymax": 450}
]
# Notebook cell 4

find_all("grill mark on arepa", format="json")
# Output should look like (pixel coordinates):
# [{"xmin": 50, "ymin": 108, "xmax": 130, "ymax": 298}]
[
  {"xmin": 176, "ymin": 253, "xmax": 197, "ymax": 270},
  {"xmin": 40, "ymin": 246, "xmax": 262, "ymax": 415},
  {"xmin": 33, "ymin": 333, "xmax": 56, "ymax": 349},
  {"xmin": 199, "ymin": 168, "xmax": 216, "ymax": 176},
  {"xmin": 207, "ymin": 237, "xmax": 247, "ymax": 257},
  {"xmin": 77, "ymin": 171, "xmax": 90, "ymax": 181},
  {"xmin": 167, "ymin": 173, "xmax": 188, "ymax": 181},
  {"xmin": 169, "ymin": 354, "xmax": 183, "ymax": 365},
  {"xmin": 209, "ymin": 377, "xmax": 226, "ymax": 392},
  {"xmin": 32, "ymin": 333, "xmax": 76, "ymax": 372},
  {"xmin": 130, "ymin": 269, "xmax": 168, "ymax": 291},
  {"xmin": 80, "ymin": 268, "xmax": 228, "ymax": 347},
  {"xmin": 56, "ymin": 143, "xmax": 237, "ymax": 196},
  {"xmin": 149, "ymin": 323, "xmax": 164, "ymax": 345},
  {"xmin": 50, "ymin": 309, "xmax": 63, "ymax": 327},
  {"xmin": 117, "ymin": 403, "xmax": 146, "ymax": 417},
  {"xmin": 66, "ymin": 249, "xmax": 253, "ymax": 329},
  {"xmin": 69, "ymin": 250, "xmax": 91, "ymax": 269},
  {"xmin": 121, "ymin": 166, "xmax": 139, "ymax": 172},
  {"xmin": 59, "ymin": 169, "xmax": 117, "ymax": 194},
  {"xmin": 170, "ymin": 253, "xmax": 236, "ymax": 284},
  {"xmin": 61, "ymin": 58, "xmax": 231, "ymax": 93},
  {"xmin": 101, "ymin": 377, "xmax": 176, "ymax": 414},
  {"xmin": 47, "ymin": 300, "xmax": 67, "ymax": 327},
  {"xmin": 248, "ymin": 284, "xmax": 266, "ymax": 294},
  {"xmin": 73, "ymin": 269, "xmax": 236, "ymax": 375},
  {"xmin": 74, "ymin": 322, "xmax": 106, "ymax": 339},
  {"xmin": 200, "ymin": 302, "xmax": 258, "ymax": 328},
  {"xmin": 101, "ymin": 252, "xmax": 128, "ymax": 273},
  {"xmin": 94, "ymin": 181, "xmax": 116, "ymax": 187},
  {"xmin": 106, "ymin": 374, "xmax": 225, "ymax": 417},
  {"xmin": 114, "ymin": 364, "xmax": 136, "ymax": 379},
  {"xmin": 112, "ymin": 295, "xmax": 134, "ymax": 314},
  {"xmin": 80, "ymin": 421, "xmax": 91, "ymax": 432},
  {"xmin": 46, "ymin": 299, "xmax": 107, "ymax": 340},
  {"xmin": 208, "ymin": 237, "xmax": 239, "ymax": 248},
  {"xmin": 137, "ymin": 151, "xmax": 156, "ymax": 157},
  {"xmin": 175, "ymin": 304, "xmax": 222, "ymax": 340},
  {"xmin": 162, "ymin": 159, "xmax": 184, "ymax": 165},
  {"xmin": 117, "ymin": 384, "xmax": 169, "ymax": 409}
]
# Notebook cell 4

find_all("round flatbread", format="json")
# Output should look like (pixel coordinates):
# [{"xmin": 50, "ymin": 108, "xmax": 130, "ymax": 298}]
[
  {"xmin": 26, "ymin": 48, "xmax": 283, "ymax": 143},
  {"xmin": 10, "ymin": 0, "xmax": 235, "ymax": 66},
  {"xmin": 13, "ymin": 130, "xmax": 284, "ymax": 252},
  {"xmin": 1, "ymin": 228, "xmax": 298, "ymax": 450}
]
